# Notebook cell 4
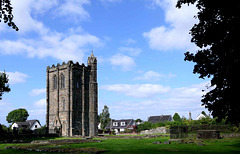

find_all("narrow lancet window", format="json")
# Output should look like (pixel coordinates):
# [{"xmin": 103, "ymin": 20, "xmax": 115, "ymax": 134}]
[
  {"xmin": 77, "ymin": 81, "xmax": 79, "ymax": 88},
  {"xmin": 53, "ymin": 75, "xmax": 57, "ymax": 89},
  {"xmin": 61, "ymin": 74, "xmax": 65, "ymax": 88},
  {"xmin": 62, "ymin": 97, "xmax": 65, "ymax": 111}
]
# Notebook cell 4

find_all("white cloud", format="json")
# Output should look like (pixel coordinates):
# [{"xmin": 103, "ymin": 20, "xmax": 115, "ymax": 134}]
[
  {"xmin": 9, "ymin": 0, "xmax": 91, "ymax": 34},
  {"xmin": 99, "ymin": 0, "xmax": 122, "ymax": 3},
  {"xmin": 54, "ymin": 0, "xmax": 90, "ymax": 21},
  {"xmin": 11, "ymin": 0, "xmax": 51, "ymax": 34},
  {"xmin": 101, "ymin": 84, "xmax": 171, "ymax": 98},
  {"xmin": 109, "ymin": 54, "xmax": 136, "ymax": 71},
  {"xmin": 170, "ymin": 81, "xmax": 211, "ymax": 98},
  {"xmin": 143, "ymin": 0, "xmax": 198, "ymax": 51},
  {"xmin": 31, "ymin": 0, "xmax": 58, "ymax": 14},
  {"xmin": 103, "ymin": 81, "xmax": 210, "ymax": 120},
  {"xmin": 122, "ymin": 38, "xmax": 136, "ymax": 45},
  {"xmin": 34, "ymin": 99, "xmax": 46, "ymax": 108},
  {"xmin": 30, "ymin": 88, "xmax": 46, "ymax": 96},
  {"xmin": 118, "ymin": 47, "xmax": 142, "ymax": 56},
  {"xmin": 134, "ymin": 71, "xmax": 163, "ymax": 81},
  {"xmin": 0, "ymin": 32, "xmax": 103, "ymax": 61},
  {"xmin": 0, "ymin": 0, "xmax": 103, "ymax": 62},
  {"xmin": 134, "ymin": 71, "xmax": 176, "ymax": 81},
  {"xmin": 1, "ymin": 71, "xmax": 29, "ymax": 84}
]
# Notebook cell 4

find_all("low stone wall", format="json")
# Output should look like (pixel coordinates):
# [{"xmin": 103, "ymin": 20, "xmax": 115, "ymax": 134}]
[
  {"xmin": 197, "ymin": 130, "xmax": 220, "ymax": 139},
  {"xmin": 222, "ymin": 133, "xmax": 240, "ymax": 138},
  {"xmin": 140, "ymin": 127, "xmax": 167, "ymax": 135},
  {"xmin": 118, "ymin": 133, "xmax": 139, "ymax": 135}
]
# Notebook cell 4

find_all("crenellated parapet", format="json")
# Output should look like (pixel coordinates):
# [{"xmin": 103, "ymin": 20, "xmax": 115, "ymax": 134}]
[{"xmin": 46, "ymin": 60, "xmax": 91, "ymax": 72}]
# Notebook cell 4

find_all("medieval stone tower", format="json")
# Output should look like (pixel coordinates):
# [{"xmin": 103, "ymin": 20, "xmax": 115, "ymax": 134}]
[{"xmin": 46, "ymin": 53, "xmax": 98, "ymax": 137}]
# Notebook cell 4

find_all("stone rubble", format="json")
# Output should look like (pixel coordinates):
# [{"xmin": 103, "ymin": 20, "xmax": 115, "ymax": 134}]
[{"xmin": 140, "ymin": 127, "xmax": 167, "ymax": 135}]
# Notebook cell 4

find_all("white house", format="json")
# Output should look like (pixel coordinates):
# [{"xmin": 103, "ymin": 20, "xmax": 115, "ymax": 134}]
[
  {"xmin": 11, "ymin": 120, "xmax": 41, "ymax": 130},
  {"xmin": 105, "ymin": 119, "xmax": 136, "ymax": 133},
  {"xmin": 195, "ymin": 113, "xmax": 208, "ymax": 120}
]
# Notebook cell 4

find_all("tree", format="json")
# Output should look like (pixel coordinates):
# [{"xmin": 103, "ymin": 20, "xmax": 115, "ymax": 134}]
[
  {"xmin": 173, "ymin": 113, "xmax": 181, "ymax": 122},
  {"xmin": 0, "ymin": 0, "xmax": 18, "ymax": 31},
  {"xmin": 6, "ymin": 108, "xmax": 29, "ymax": 123},
  {"xmin": 99, "ymin": 105, "xmax": 111, "ymax": 130},
  {"xmin": 0, "ymin": 71, "xmax": 10, "ymax": 100},
  {"xmin": 135, "ymin": 119, "xmax": 142, "ymax": 123},
  {"xmin": 177, "ymin": 0, "xmax": 240, "ymax": 124}
]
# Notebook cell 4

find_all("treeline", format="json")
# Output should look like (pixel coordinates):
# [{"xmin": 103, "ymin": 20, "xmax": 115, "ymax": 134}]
[{"xmin": 137, "ymin": 117, "xmax": 240, "ymax": 133}]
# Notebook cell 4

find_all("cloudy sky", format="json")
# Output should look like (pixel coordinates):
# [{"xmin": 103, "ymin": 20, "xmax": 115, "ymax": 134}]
[{"xmin": 0, "ymin": 0, "xmax": 210, "ymax": 126}]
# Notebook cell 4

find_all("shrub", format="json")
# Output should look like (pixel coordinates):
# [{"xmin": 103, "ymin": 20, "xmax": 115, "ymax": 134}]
[
  {"xmin": 124, "ymin": 128, "xmax": 133, "ymax": 133},
  {"xmin": 154, "ymin": 122, "xmax": 165, "ymax": 128},
  {"xmin": 36, "ymin": 125, "xmax": 46, "ymax": 134},
  {"xmin": 137, "ymin": 122, "xmax": 154, "ymax": 132},
  {"xmin": 18, "ymin": 128, "xmax": 33, "ymax": 135}
]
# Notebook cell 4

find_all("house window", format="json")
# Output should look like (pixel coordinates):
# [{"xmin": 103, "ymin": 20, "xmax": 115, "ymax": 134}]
[
  {"xmin": 61, "ymin": 74, "xmax": 65, "ymax": 88},
  {"xmin": 113, "ymin": 122, "xmax": 118, "ymax": 126},
  {"xmin": 35, "ymin": 125, "xmax": 37, "ymax": 128},
  {"xmin": 121, "ymin": 122, "xmax": 126, "ymax": 126},
  {"xmin": 53, "ymin": 75, "xmax": 57, "ymax": 89}
]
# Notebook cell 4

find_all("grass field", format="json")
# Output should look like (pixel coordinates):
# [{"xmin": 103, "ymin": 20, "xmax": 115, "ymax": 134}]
[{"xmin": 0, "ymin": 136, "xmax": 240, "ymax": 153}]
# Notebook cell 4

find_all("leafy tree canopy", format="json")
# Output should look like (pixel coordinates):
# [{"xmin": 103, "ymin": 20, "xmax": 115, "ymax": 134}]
[
  {"xmin": 135, "ymin": 119, "xmax": 142, "ymax": 122},
  {"xmin": 0, "ymin": 0, "xmax": 18, "ymax": 31},
  {"xmin": 0, "ymin": 71, "xmax": 10, "ymax": 100},
  {"xmin": 6, "ymin": 108, "xmax": 29, "ymax": 123},
  {"xmin": 99, "ymin": 105, "xmax": 111, "ymax": 130},
  {"xmin": 177, "ymin": 0, "xmax": 240, "ymax": 124},
  {"xmin": 173, "ymin": 113, "xmax": 181, "ymax": 122}
]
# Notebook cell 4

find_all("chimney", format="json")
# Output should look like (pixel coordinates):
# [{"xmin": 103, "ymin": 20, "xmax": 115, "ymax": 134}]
[{"xmin": 189, "ymin": 111, "xmax": 192, "ymax": 121}]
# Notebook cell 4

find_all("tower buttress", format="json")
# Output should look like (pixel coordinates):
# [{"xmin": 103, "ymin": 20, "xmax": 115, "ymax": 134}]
[
  {"xmin": 46, "ymin": 66, "xmax": 50, "ymax": 133},
  {"xmin": 88, "ymin": 52, "xmax": 98, "ymax": 136}
]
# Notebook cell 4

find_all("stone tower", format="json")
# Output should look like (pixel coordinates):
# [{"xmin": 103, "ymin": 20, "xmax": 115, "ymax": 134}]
[{"xmin": 46, "ymin": 53, "xmax": 98, "ymax": 137}]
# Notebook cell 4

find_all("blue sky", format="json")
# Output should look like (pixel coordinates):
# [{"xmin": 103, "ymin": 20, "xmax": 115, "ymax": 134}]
[{"xmin": 0, "ymin": 0, "xmax": 210, "ymax": 126}]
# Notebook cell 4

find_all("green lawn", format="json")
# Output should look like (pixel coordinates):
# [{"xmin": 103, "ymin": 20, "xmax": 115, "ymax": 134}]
[{"xmin": 1, "ymin": 136, "xmax": 240, "ymax": 153}]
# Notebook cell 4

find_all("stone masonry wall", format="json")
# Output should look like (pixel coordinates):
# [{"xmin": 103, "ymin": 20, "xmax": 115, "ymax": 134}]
[{"xmin": 140, "ymin": 127, "xmax": 167, "ymax": 135}]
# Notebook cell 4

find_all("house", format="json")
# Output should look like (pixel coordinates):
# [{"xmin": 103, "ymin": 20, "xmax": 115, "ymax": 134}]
[
  {"xmin": 105, "ymin": 119, "xmax": 136, "ymax": 133},
  {"xmin": 148, "ymin": 115, "xmax": 173, "ymax": 124},
  {"xmin": 11, "ymin": 120, "xmax": 41, "ymax": 131},
  {"xmin": 196, "ymin": 113, "xmax": 208, "ymax": 120}
]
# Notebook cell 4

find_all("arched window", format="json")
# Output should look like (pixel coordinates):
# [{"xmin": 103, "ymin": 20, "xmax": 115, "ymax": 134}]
[
  {"xmin": 62, "ymin": 97, "xmax": 65, "ymax": 111},
  {"xmin": 61, "ymin": 74, "xmax": 65, "ymax": 88},
  {"xmin": 53, "ymin": 75, "xmax": 57, "ymax": 89}
]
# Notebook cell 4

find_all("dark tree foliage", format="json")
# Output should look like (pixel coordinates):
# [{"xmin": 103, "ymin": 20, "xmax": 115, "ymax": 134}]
[
  {"xmin": 0, "ymin": 0, "xmax": 18, "ymax": 31},
  {"xmin": 135, "ymin": 119, "xmax": 142, "ymax": 122},
  {"xmin": 6, "ymin": 108, "xmax": 29, "ymax": 123},
  {"xmin": 173, "ymin": 113, "xmax": 181, "ymax": 122},
  {"xmin": 99, "ymin": 105, "xmax": 111, "ymax": 130},
  {"xmin": 177, "ymin": 0, "xmax": 240, "ymax": 124},
  {"xmin": 0, "ymin": 71, "xmax": 10, "ymax": 100}
]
